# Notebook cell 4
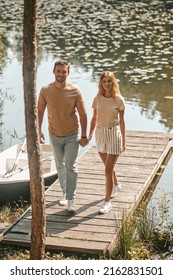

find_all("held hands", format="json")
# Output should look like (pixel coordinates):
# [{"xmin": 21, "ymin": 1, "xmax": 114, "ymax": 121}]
[
  {"xmin": 39, "ymin": 132, "xmax": 45, "ymax": 144},
  {"xmin": 88, "ymin": 134, "xmax": 93, "ymax": 141},
  {"xmin": 79, "ymin": 134, "xmax": 93, "ymax": 147},
  {"xmin": 79, "ymin": 137, "xmax": 89, "ymax": 147}
]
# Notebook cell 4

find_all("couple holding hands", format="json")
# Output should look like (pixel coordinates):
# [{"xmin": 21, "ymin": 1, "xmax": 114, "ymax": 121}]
[{"xmin": 38, "ymin": 60, "xmax": 125, "ymax": 214}]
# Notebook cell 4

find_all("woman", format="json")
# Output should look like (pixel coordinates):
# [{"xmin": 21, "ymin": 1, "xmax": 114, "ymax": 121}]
[{"xmin": 88, "ymin": 71, "xmax": 126, "ymax": 214}]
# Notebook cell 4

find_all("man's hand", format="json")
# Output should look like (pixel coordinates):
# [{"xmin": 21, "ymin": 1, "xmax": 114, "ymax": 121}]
[
  {"xmin": 79, "ymin": 137, "xmax": 89, "ymax": 147},
  {"xmin": 39, "ymin": 132, "xmax": 45, "ymax": 144}
]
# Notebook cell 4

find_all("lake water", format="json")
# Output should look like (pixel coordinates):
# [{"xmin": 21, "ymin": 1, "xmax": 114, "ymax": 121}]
[{"xmin": 0, "ymin": 0, "xmax": 173, "ymax": 215}]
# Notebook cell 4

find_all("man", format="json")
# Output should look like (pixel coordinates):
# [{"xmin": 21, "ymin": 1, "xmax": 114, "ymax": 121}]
[{"xmin": 38, "ymin": 60, "xmax": 88, "ymax": 212}]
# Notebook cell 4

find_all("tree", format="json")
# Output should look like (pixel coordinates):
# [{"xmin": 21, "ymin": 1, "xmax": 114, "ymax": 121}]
[{"xmin": 23, "ymin": 0, "xmax": 46, "ymax": 259}]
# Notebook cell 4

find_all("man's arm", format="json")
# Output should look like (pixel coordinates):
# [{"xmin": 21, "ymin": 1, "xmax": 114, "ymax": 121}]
[
  {"xmin": 76, "ymin": 101, "xmax": 88, "ymax": 147},
  {"xmin": 37, "ymin": 100, "xmax": 46, "ymax": 143}
]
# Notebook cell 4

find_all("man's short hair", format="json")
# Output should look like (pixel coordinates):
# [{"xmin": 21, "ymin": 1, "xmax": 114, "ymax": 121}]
[{"xmin": 53, "ymin": 60, "xmax": 70, "ymax": 71}]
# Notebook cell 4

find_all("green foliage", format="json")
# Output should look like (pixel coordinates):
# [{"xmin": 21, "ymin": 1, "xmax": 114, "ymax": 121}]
[
  {"xmin": 0, "ymin": 245, "xmax": 79, "ymax": 260},
  {"xmin": 0, "ymin": 198, "xmax": 29, "ymax": 224},
  {"xmin": 0, "ymin": 245, "xmax": 30, "ymax": 260},
  {"xmin": 152, "ymin": 191, "xmax": 173, "ymax": 254},
  {"xmin": 113, "ymin": 190, "xmax": 173, "ymax": 259},
  {"xmin": 128, "ymin": 243, "xmax": 151, "ymax": 260},
  {"xmin": 137, "ymin": 205, "xmax": 157, "ymax": 242},
  {"xmin": 113, "ymin": 213, "xmax": 137, "ymax": 259},
  {"xmin": 0, "ymin": 205, "xmax": 11, "ymax": 223}
]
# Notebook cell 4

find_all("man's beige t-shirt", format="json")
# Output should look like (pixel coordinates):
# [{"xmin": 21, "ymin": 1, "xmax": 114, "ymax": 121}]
[
  {"xmin": 92, "ymin": 95, "xmax": 125, "ymax": 127},
  {"xmin": 38, "ymin": 81, "xmax": 84, "ymax": 136}
]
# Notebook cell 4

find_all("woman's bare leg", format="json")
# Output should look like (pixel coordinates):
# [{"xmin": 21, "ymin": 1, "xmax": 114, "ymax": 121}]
[
  {"xmin": 112, "ymin": 169, "xmax": 118, "ymax": 185},
  {"xmin": 98, "ymin": 152, "xmax": 118, "ymax": 201}
]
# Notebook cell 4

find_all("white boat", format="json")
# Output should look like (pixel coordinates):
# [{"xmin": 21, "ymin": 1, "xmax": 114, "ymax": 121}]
[{"xmin": 0, "ymin": 142, "xmax": 57, "ymax": 205}]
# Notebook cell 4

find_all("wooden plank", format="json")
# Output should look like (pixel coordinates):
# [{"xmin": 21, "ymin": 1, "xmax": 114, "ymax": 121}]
[
  {"xmin": 125, "ymin": 130, "xmax": 172, "ymax": 139},
  {"xmin": 3, "ymin": 233, "xmax": 110, "ymax": 254},
  {"xmin": 45, "ymin": 236, "xmax": 109, "ymax": 254},
  {"xmin": 10, "ymin": 219, "xmax": 117, "ymax": 234}
]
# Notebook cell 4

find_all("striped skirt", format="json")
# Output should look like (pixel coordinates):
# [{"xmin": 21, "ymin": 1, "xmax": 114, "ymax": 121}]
[{"xmin": 95, "ymin": 126, "xmax": 122, "ymax": 155}]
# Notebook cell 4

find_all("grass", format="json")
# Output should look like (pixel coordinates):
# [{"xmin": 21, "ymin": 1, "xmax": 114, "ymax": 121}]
[
  {"xmin": 0, "ymin": 244, "xmax": 81, "ymax": 260},
  {"xmin": 112, "ymin": 190, "xmax": 173, "ymax": 260},
  {"xmin": 0, "ymin": 199, "xmax": 29, "ymax": 224}
]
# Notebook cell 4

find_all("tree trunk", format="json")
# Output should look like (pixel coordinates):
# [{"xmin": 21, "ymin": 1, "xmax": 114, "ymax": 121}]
[{"xmin": 23, "ymin": 0, "xmax": 46, "ymax": 260}]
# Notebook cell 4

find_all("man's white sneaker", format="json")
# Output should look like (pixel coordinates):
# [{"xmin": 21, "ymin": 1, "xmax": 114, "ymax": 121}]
[
  {"xmin": 59, "ymin": 192, "xmax": 67, "ymax": 206},
  {"xmin": 68, "ymin": 199, "xmax": 76, "ymax": 212},
  {"xmin": 99, "ymin": 201, "xmax": 112, "ymax": 214},
  {"xmin": 111, "ymin": 183, "xmax": 121, "ymax": 198}
]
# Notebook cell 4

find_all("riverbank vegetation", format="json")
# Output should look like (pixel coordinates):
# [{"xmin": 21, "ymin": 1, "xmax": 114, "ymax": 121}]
[
  {"xmin": 113, "ymin": 190, "xmax": 173, "ymax": 260},
  {"xmin": 0, "ymin": 190, "xmax": 172, "ymax": 260}
]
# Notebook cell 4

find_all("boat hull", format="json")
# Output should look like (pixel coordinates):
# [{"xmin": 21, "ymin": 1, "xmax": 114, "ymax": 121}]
[
  {"xmin": 0, "ymin": 174, "xmax": 58, "ymax": 206},
  {"xmin": 0, "ymin": 143, "xmax": 58, "ymax": 206}
]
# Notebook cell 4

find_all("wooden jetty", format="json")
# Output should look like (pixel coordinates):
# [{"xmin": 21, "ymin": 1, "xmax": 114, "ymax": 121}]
[{"xmin": 1, "ymin": 131, "xmax": 173, "ymax": 256}]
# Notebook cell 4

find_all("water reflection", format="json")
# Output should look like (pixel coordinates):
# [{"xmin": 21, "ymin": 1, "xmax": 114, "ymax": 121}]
[
  {"xmin": 0, "ymin": 0, "xmax": 173, "ymax": 137},
  {"xmin": 121, "ymin": 78, "xmax": 173, "ymax": 131},
  {"xmin": 0, "ymin": 90, "xmax": 19, "ymax": 150}
]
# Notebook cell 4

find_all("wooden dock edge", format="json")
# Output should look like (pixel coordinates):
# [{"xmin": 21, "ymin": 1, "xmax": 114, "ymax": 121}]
[{"xmin": 106, "ymin": 140, "xmax": 173, "ymax": 256}]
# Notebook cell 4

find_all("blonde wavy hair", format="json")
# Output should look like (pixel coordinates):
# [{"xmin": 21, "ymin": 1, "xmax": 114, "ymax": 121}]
[{"xmin": 97, "ymin": 71, "xmax": 120, "ymax": 99}]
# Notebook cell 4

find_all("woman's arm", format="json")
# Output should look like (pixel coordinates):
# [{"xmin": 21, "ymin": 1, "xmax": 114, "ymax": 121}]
[
  {"xmin": 119, "ymin": 110, "xmax": 125, "ymax": 152},
  {"xmin": 88, "ymin": 108, "xmax": 97, "ymax": 140}
]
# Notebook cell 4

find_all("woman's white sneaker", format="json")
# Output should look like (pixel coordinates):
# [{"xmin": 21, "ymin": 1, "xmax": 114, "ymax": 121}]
[
  {"xmin": 99, "ymin": 201, "xmax": 112, "ymax": 214},
  {"xmin": 111, "ymin": 183, "xmax": 121, "ymax": 198}
]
